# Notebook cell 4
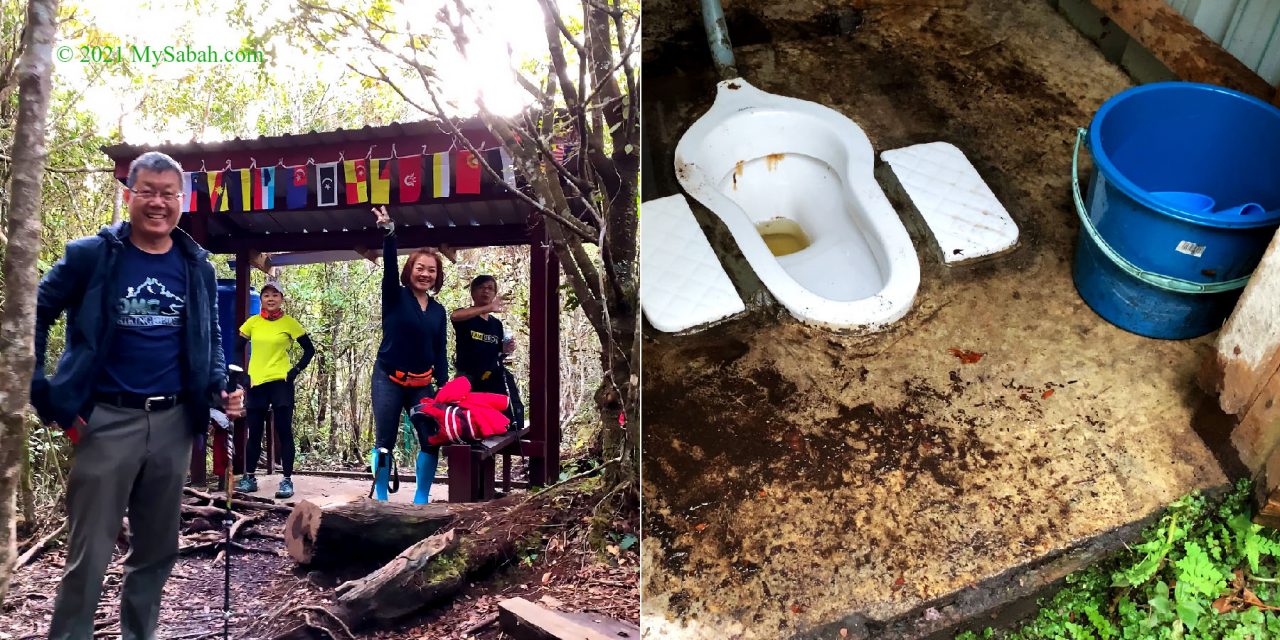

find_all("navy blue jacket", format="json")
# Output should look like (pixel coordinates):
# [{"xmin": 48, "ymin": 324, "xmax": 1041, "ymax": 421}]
[
  {"xmin": 31, "ymin": 222, "xmax": 227, "ymax": 434},
  {"xmin": 376, "ymin": 230, "xmax": 449, "ymax": 383}
]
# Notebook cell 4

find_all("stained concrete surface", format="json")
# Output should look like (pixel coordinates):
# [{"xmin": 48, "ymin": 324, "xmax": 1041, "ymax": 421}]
[{"xmin": 640, "ymin": 1, "xmax": 1230, "ymax": 638}]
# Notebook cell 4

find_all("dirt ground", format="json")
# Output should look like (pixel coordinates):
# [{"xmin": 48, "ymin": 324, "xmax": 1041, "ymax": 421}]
[
  {"xmin": 240, "ymin": 473, "xmax": 450, "ymax": 505},
  {"xmin": 641, "ymin": 1, "xmax": 1229, "ymax": 638},
  {"xmin": 2, "ymin": 480, "xmax": 638, "ymax": 639}
]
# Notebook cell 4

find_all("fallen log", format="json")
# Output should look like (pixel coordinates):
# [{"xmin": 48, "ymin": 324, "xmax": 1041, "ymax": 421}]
[
  {"xmin": 497, "ymin": 597, "xmax": 640, "ymax": 640},
  {"xmin": 269, "ymin": 492, "xmax": 574, "ymax": 640},
  {"xmin": 334, "ymin": 529, "xmax": 464, "ymax": 627},
  {"xmin": 283, "ymin": 495, "xmax": 456, "ymax": 566}
]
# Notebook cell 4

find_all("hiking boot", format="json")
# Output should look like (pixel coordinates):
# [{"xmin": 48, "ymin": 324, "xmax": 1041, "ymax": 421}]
[
  {"xmin": 235, "ymin": 474, "xmax": 258, "ymax": 493},
  {"xmin": 276, "ymin": 477, "xmax": 294, "ymax": 499}
]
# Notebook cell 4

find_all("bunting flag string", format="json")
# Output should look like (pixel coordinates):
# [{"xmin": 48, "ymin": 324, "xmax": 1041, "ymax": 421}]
[{"xmin": 178, "ymin": 147, "xmax": 523, "ymax": 214}]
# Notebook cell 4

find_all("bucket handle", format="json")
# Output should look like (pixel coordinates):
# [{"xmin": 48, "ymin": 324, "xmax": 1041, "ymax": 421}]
[{"xmin": 1072, "ymin": 128, "xmax": 1251, "ymax": 294}]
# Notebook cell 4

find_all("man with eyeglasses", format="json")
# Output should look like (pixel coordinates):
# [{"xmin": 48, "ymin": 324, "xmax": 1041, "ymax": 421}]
[{"xmin": 31, "ymin": 151, "xmax": 245, "ymax": 639}]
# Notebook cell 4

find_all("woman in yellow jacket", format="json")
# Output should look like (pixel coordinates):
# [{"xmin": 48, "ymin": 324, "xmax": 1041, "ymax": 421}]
[{"xmin": 234, "ymin": 280, "xmax": 314, "ymax": 498}]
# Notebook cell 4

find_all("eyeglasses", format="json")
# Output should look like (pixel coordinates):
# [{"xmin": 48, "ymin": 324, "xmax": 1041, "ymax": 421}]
[{"xmin": 129, "ymin": 188, "xmax": 183, "ymax": 203}]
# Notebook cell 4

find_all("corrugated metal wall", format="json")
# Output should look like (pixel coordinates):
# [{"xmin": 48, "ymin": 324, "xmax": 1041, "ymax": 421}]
[{"xmin": 1167, "ymin": 0, "xmax": 1280, "ymax": 85}]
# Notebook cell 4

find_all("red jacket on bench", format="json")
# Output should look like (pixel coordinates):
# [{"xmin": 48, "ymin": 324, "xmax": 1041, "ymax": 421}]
[{"xmin": 413, "ymin": 377, "xmax": 511, "ymax": 446}]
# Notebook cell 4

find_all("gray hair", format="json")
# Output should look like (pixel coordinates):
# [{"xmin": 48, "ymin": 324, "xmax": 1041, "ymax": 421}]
[{"xmin": 126, "ymin": 151, "xmax": 183, "ymax": 187}]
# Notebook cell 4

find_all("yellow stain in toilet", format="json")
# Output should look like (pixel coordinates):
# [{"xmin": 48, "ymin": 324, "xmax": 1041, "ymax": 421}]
[
  {"xmin": 756, "ymin": 217, "xmax": 811, "ymax": 257},
  {"xmin": 733, "ymin": 160, "xmax": 744, "ymax": 190},
  {"xmin": 765, "ymin": 153, "xmax": 785, "ymax": 171}
]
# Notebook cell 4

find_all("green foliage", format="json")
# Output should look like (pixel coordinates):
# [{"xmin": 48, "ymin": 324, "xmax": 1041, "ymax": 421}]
[{"xmin": 958, "ymin": 481, "xmax": 1280, "ymax": 640}]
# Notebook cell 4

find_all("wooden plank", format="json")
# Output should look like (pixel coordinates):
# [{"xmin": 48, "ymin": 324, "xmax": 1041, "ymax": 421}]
[
  {"xmin": 1089, "ymin": 0, "xmax": 1274, "ymax": 100},
  {"xmin": 497, "ymin": 597, "xmax": 640, "ymax": 640},
  {"xmin": 1204, "ymin": 229, "xmax": 1280, "ymax": 418},
  {"xmin": 1231, "ymin": 371, "xmax": 1280, "ymax": 473},
  {"xmin": 1254, "ymin": 444, "xmax": 1280, "ymax": 529}
]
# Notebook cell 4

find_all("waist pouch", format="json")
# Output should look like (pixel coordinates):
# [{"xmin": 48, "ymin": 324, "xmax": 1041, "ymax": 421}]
[{"xmin": 389, "ymin": 368, "xmax": 434, "ymax": 388}]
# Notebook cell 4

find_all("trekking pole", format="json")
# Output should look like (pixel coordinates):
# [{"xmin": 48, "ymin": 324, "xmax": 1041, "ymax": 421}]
[{"xmin": 223, "ymin": 364, "xmax": 245, "ymax": 640}]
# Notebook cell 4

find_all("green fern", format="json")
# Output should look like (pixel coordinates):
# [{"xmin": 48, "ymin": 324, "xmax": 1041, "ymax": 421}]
[{"xmin": 965, "ymin": 483, "xmax": 1280, "ymax": 640}]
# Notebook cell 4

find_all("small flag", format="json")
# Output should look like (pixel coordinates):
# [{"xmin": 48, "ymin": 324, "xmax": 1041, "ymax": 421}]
[
  {"xmin": 431, "ymin": 152, "xmax": 450, "ymax": 198},
  {"xmin": 190, "ymin": 171, "xmax": 210, "ymax": 213},
  {"xmin": 181, "ymin": 172, "xmax": 194, "ymax": 212},
  {"xmin": 206, "ymin": 171, "xmax": 227, "ymax": 212},
  {"xmin": 286, "ymin": 165, "xmax": 309, "ymax": 209},
  {"xmin": 500, "ymin": 148, "xmax": 516, "ymax": 188},
  {"xmin": 250, "ymin": 169, "xmax": 261, "ymax": 210},
  {"xmin": 455, "ymin": 150, "xmax": 481, "ymax": 195},
  {"xmin": 256, "ymin": 167, "xmax": 275, "ymax": 211},
  {"xmin": 370, "ymin": 159, "xmax": 392, "ymax": 205},
  {"xmin": 398, "ymin": 155, "xmax": 423, "ymax": 203},
  {"xmin": 225, "ymin": 168, "xmax": 247, "ymax": 211},
  {"xmin": 343, "ymin": 159, "xmax": 368, "ymax": 205},
  {"xmin": 551, "ymin": 143, "xmax": 565, "ymax": 164},
  {"xmin": 481, "ymin": 148, "xmax": 516, "ymax": 194},
  {"xmin": 317, "ymin": 162, "xmax": 339, "ymax": 207}
]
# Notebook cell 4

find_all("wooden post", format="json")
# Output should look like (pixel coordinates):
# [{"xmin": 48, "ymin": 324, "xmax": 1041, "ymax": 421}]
[
  {"xmin": 233, "ymin": 251, "xmax": 251, "ymax": 475},
  {"xmin": 189, "ymin": 432, "xmax": 207, "ymax": 486},
  {"xmin": 528, "ymin": 224, "xmax": 560, "ymax": 487},
  {"xmin": 186, "ymin": 211, "xmax": 210, "ymax": 486},
  {"xmin": 545, "ymin": 248, "xmax": 560, "ymax": 488},
  {"xmin": 446, "ymin": 444, "xmax": 475, "ymax": 503}
]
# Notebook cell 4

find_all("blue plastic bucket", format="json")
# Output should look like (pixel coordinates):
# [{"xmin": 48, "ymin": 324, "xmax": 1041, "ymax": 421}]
[{"xmin": 1072, "ymin": 82, "xmax": 1280, "ymax": 339}]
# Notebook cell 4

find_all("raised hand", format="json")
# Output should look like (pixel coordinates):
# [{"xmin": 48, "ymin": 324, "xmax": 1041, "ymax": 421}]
[
  {"xmin": 372, "ymin": 205, "xmax": 392, "ymax": 228},
  {"xmin": 489, "ymin": 296, "xmax": 506, "ymax": 313}
]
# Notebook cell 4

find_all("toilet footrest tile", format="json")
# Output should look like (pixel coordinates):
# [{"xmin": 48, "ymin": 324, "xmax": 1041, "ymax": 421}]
[
  {"xmin": 640, "ymin": 194, "xmax": 746, "ymax": 333},
  {"xmin": 881, "ymin": 142, "xmax": 1019, "ymax": 265}
]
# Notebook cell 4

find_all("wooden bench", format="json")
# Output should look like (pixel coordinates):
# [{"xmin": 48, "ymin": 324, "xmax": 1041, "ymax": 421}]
[{"xmin": 445, "ymin": 425, "xmax": 531, "ymax": 503}]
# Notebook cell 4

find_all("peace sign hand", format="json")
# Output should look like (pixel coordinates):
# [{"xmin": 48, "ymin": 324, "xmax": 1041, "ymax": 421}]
[{"xmin": 372, "ymin": 206, "xmax": 393, "ymax": 230}]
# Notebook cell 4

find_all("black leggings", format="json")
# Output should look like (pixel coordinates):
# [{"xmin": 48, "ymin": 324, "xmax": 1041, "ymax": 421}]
[
  {"xmin": 246, "ymin": 405, "xmax": 294, "ymax": 476},
  {"xmin": 245, "ymin": 380, "xmax": 296, "ymax": 476}
]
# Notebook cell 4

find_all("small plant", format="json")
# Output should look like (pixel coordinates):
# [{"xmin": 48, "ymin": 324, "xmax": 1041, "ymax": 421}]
[{"xmin": 958, "ymin": 480, "xmax": 1280, "ymax": 639}]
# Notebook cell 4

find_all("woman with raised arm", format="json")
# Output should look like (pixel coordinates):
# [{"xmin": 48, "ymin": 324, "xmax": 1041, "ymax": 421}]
[{"xmin": 369, "ymin": 205, "xmax": 448, "ymax": 503}]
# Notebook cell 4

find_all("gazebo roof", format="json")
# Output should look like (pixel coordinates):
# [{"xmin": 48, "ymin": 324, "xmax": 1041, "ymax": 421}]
[{"xmin": 100, "ymin": 119, "xmax": 535, "ymax": 256}]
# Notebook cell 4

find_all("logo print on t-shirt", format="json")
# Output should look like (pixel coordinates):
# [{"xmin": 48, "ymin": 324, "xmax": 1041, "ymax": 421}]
[
  {"xmin": 117, "ymin": 277, "xmax": 185, "ymax": 327},
  {"xmin": 471, "ymin": 330, "xmax": 500, "ymax": 345}
]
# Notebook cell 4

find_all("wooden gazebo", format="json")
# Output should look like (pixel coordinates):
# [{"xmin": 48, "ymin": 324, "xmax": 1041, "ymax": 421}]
[{"xmin": 100, "ymin": 120, "xmax": 561, "ymax": 501}]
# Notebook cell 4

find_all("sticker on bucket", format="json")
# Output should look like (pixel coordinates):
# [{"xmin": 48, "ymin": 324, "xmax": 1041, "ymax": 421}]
[{"xmin": 1176, "ymin": 240, "xmax": 1206, "ymax": 257}]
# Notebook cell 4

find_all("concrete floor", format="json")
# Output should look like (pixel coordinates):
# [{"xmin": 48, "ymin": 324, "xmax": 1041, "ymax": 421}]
[{"xmin": 640, "ymin": 1, "xmax": 1229, "ymax": 638}]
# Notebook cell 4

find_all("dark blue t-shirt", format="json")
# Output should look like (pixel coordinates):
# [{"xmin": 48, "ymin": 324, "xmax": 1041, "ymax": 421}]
[{"xmin": 96, "ymin": 241, "xmax": 187, "ymax": 395}]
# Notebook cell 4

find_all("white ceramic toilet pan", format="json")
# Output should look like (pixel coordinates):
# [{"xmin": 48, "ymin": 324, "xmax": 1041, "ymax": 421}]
[{"xmin": 674, "ymin": 78, "xmax": 920, "ymax": 331}]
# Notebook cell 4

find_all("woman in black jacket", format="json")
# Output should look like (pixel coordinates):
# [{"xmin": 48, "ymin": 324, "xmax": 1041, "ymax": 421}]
[{"xmin": 369, "ymin": 205, "xmax": 448, "ymax": 503}]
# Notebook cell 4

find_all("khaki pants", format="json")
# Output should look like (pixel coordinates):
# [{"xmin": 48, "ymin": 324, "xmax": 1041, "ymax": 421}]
[{"xmin": 48, "ymin": 402, "xmax": 193, "ymax": 640}]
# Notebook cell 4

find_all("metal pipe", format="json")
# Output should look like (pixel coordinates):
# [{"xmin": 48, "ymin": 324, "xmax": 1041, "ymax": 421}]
[{"xmin": 701, "ymin": 0, "xmax": 738, "ymax": 80}]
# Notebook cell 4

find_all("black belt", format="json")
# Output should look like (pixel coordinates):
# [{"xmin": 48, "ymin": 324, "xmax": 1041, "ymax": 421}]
[{"xmin": 93, "ymin": 393, "xmax": 183, "ymax": 412}]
